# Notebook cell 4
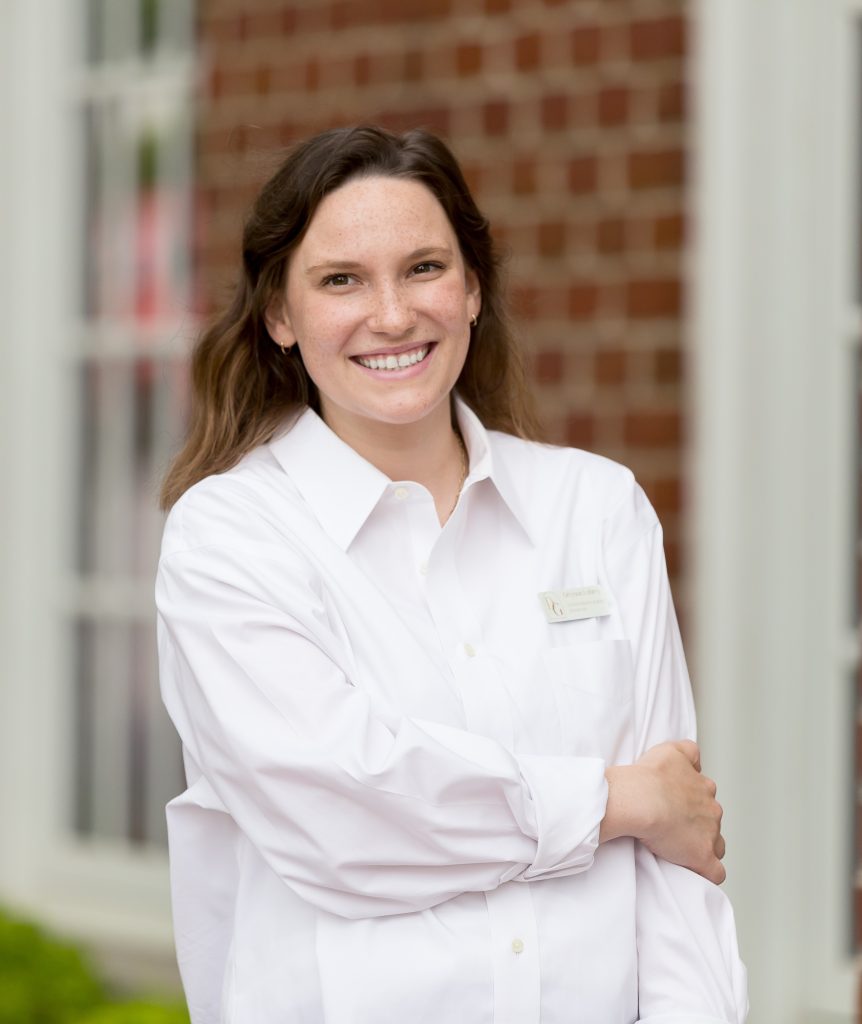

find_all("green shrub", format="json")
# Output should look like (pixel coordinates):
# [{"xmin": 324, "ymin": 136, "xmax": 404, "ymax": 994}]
[
  {"xmin": 73, "ymin": 1004, "xmax": 189, "ymax": 1024},
  {"xmin": 0, "ymin": 912, "xmax": 106, "ymax": 1023},
  {"xmin": 0, "ymin": 908, "xmax": 189, "ymax": 1024}
]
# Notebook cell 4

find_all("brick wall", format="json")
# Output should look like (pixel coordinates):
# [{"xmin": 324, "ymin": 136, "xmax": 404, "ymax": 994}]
[{"xmin": 196, "ymin": 0, "xmax": 689, "ymax": 596}]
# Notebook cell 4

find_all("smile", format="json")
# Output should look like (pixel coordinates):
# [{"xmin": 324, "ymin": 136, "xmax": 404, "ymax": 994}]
[{"xmin": 354, "ymin": 345, "xmax": 430, "ymax": 371}]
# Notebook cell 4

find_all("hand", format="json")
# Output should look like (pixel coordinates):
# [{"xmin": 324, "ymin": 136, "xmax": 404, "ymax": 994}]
[{"xmin": 601, "ymin": 740, "xmax": 726, "ymax": 884}]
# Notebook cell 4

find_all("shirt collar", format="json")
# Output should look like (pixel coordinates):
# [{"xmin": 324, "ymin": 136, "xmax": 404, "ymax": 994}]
[
  {"xmin": 453, "ymin": 398, "xmax": 536, "ymax": 546},
  {"xmin": 268, "ymin": 397, "xmax": 536, "ymax": 551},
  {"xmin": 269, "ymin": 408, "xmax": 391, "ymax": 551}
]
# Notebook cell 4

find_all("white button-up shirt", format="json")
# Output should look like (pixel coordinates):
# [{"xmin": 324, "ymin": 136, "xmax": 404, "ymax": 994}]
[{"xmin": 156, "ymin": 399, "xmax": 748, "ymax": 1024}]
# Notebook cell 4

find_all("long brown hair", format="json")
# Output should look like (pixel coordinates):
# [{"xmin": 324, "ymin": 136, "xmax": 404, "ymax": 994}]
[{"xmin": 161, "ymin": 125, "xmax": 542, "ymax": 510}]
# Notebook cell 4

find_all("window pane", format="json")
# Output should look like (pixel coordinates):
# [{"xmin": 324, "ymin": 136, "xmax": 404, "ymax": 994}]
[
  {"xmin": 73, "ymin": 619, "xmax": 184, "ymax": 845},
  {"xmin": 72, "ymin": 1, "xmax": 194, "ymax": 848}
]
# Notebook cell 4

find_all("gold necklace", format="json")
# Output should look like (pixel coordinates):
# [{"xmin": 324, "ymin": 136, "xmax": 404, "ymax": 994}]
[{"xmin": 445, "ymin": 432, "xmax": 469, "ymax": 522}]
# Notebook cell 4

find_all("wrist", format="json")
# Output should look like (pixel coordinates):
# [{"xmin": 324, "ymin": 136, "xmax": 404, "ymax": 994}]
[{"xmin": 600, "ymin": 764, "xmax": 655, "ymax": 845}]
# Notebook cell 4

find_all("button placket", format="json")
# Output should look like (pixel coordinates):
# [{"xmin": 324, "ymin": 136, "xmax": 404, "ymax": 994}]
[{"xmin": 485, "ymin": 885, "xmax": 541, "ymax": 1023}]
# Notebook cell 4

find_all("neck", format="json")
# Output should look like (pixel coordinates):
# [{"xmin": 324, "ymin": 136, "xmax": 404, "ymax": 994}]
[{"xmin": 321, "ymin": 400, "xmax": 467, "ymax": 524}]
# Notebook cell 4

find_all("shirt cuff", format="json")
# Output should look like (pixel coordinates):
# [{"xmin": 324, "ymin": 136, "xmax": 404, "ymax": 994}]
[{"xmin": 515, "ymin": 754, "xmax": 608, "ymax": 879}]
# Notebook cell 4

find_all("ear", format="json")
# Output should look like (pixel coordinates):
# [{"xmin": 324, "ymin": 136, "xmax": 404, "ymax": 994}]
[
  {"xmin": 465, "ymin": 267, "xmax": 482, "ymax": 324},
  {"xmin": 264, "ymin": 297, "xmax": 296, "ymax": 349}
]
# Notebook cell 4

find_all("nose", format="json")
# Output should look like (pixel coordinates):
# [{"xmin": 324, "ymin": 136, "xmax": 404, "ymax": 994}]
[{"xmin": 367, "ymin": 282, "xmax": 417, "ymax": 335}]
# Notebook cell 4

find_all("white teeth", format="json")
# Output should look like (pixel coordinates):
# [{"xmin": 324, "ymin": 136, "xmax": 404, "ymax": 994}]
[{"xmin": 357, "ymin": 345, "xmax": 429, "ymax": 371}]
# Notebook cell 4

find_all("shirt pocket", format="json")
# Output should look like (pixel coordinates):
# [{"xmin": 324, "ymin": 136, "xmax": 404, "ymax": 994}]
[{"xmin": 541, "ymin": 639, "xmax": 635, "ymax": 763}]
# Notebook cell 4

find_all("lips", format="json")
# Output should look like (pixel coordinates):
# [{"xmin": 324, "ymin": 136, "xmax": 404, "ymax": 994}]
[{"xmin": 353, "ymin": 344, "xmax": 431, "ymax": 371}]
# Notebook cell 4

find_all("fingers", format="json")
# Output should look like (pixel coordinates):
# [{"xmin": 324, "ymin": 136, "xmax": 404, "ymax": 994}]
[
  {"xmin": 706, "ymin": 859, "xmax": 727, "ymax": 885},
  {"xmin": 673, "ymin": 739, "xmax": 701, "ymax": 772}
]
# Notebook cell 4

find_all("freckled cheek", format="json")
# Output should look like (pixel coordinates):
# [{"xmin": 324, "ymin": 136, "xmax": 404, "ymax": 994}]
[{"xmin": 298, "ymin": 303, "xmax": 363, "ymax": 357}]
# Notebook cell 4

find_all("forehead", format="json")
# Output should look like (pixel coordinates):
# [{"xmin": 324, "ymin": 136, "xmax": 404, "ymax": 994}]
[{"xmin": 297, "ymin": 176, "xmax": 457, "ymax": 257}]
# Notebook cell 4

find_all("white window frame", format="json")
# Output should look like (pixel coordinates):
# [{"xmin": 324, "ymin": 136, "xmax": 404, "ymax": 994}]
[
  {"xmin": 0, "ymin": 0, "xmax": 186, "ymax": 974},
  {"xmin": 692, "ymin": 0, "xmax": 858, "ymax": 1020}
]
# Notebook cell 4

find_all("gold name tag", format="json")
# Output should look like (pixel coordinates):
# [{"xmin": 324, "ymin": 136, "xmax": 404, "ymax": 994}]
[{"xmin": 538, "ymin": 586, "xmax": 612, "ymax": 623}]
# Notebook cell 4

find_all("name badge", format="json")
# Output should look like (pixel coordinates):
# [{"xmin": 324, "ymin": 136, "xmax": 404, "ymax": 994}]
[{"xmin": 538, "ymin": 586, "xmax": 612, "ymax": 623}]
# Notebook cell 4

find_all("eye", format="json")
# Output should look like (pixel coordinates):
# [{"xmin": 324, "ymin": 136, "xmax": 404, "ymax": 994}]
[
  {"xmin": 321, "ymin": 273, "xmax": 356, "ymax": 287},
  {"xmin": 410, "ymin": 261, "xmax": 445, "ymax": 276}
]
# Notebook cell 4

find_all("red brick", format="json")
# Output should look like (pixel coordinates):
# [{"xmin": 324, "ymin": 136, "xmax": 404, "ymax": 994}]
[
  {"xmin": 595, "ymin": 349, "xmax": 626, "ymax": 386},
  {"xmin": 296, "ymin": 5, "xmax": 329, "ymax": 32},
  {"xmin": 516, "ymin": 33, "xmax": 542, "ymax": 71},
  {"xmin": 597, "ymin": 217, "xmax": 626, "ymax": 254},
  {"xmin": 462, "ymin": 161, "xmax": 482, "ymax": 195},
  {"xmin": 654, "ymin": 212, "xmax": 685, "ymax": 250},
  {"xmin": 628, "ymin": 148, "xmax": 685, "ymax": 190},
  {"xmin": 630, "ymin": 15, "xmax": 686, "ymax": 61},
  {"xmin": 649, "ymin": 476, "xmax": 683, "ymax": 518},
  {"xmin": 664, "ymin": 539, "xmax": 681, "ymax": 579},
  {"xmin": 598, "ymin": 85, "xmax": 630, "ymax": 127},
  {"xmin": 404, "ymin": 49, "xmax": 423, "ymax": 82},
  {"xmin": 368, "ymin": 51, "xmax": 408, "ymax": 85},
  {"xmin": 512, "ymin": 285, "xmax": 539, "ymax": 318},
  {"xmin": 483, "ymin": 99, "xmax": 510, "ymax": 136},
  {"xmin": 654, "ymin": 348, "xmax": 682, "ymax": 384},
  {"xmin": 568, "ymin": 156, "xmax": 598, "ymax": 194},
  {"xmin": 379, "ymin": 0, "xmax": 452, "ymax": 21},
  {"xmin": 515, "ymin": 285, "xmax": 568, "ymax": 317},
  {"xmin": 456, "ymin": 43, "xmax": 483, "ymax": 76},
  {"xmin": 329, "ymin": 2, "xmax": 379, "ymax": 29},
  {"xmin": 244, "ymin": 11, "xmax": 284, "ymax": 38},
  {"xmin": 304, "ymin": 59, "xmax": 320, "ymax": 92},
  {"xmin": 538, "ymin": 221, "xmax": 566, "ymax": 258},
  {"xmin": 255, "ymin": 66, "xmax": 271, "ymax": 96},
  {"xmin": 485, "ymin": 0, "xmax": 512, "ymax": 11},
  {"xmin": 626, "ymin": 278, "xmax": 682, "ymax": 318},
  {"xmin": 353, "ymin": 54, "xmax": 371, "ymax": 86},
  {"xmin": 204, "ymin": 15, "xmax": 241, "ymax": 45},
  {"xmin": 569, "ymin": 284, "xmax": 599, "ymax": 319},
  {"xmin": 512, "ymin": 158, "xmax": 536, "ymax": 195},
  {"xmin": 541, "ymin": 94, "xmax": 568, "ymax": 132},
  {"xmin": 624, "ymin": 411, "xmax": 681, "ymax": 448},
  {"xmin": 571, "ymin": 25, "xmax": 601, "ymax": 65},
  {"xmin": 566, "ymin": 413, "xmax": 596, "ymax": 448},
  {"xmin": 329, "ymin": 2, "xmax": 353, "ymax": 30},
  {"xmin": 534, "ymin": 350, "xmax": 565, "ymax": 383},
  {"xmin": 269, "ymin": 64, "xmax": 307, "ymax": 92},
  {"xmin": 658, "ymin": 80, "xmax": 686, "ymax": 122}
]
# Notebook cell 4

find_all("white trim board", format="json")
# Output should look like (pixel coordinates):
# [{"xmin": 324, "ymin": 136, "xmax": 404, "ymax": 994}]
[{"xmin": 691, "ymin": 0, "xmax": 858, "ymax": 1020}]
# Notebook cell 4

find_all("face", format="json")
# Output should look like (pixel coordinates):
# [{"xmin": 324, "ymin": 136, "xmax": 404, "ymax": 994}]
[{"xmin": 266, "ymin": 175, "xmax": 481, "ymax": 444}]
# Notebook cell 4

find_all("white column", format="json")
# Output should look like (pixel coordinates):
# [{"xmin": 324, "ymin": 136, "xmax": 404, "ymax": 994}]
[
  {"xmin": 691, "ymin": 0, "xmax": 857, "ymax": 1019},
  {"xmin": 0, "ymin": 0, "xmax": 80, "ymax": 910}
]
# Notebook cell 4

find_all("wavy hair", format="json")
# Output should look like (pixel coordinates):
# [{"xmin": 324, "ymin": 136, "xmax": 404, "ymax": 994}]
[{"xmin": 161, "ymin": 125, "xmax": 542, "ymax": 510}]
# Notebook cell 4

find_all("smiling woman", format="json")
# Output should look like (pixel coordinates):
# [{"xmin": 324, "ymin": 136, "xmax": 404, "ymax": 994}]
[
  {"xmin": 156, "ymin": 125, "xmax": 747, "ymax": 1024},
  {"xmin": 263, "ymin": 176, "xmax": 480, "ymax": 519}
]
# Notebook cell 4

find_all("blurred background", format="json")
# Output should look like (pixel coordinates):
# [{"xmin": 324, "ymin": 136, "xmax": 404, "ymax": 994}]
[{"xmin": 0, "ymin": 0, "xmax": 856, "ymax": 1020}]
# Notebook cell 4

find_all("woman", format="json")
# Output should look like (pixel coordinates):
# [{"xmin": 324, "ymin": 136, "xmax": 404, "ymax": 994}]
[{"xmin": 157, "ymin": 125, "xmax": 747, "ymax": 1023}]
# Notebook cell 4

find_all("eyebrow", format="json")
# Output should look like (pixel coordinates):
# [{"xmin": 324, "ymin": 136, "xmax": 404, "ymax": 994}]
[{"xmin": 304, "ymin": 246, "xmax": 454, "ymax": 276}]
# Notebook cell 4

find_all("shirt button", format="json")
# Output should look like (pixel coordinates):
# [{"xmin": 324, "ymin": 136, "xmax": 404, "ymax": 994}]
[
  {"xmin": 464, "ymin": 643, "xmax": 477, "ymax": 658},
  {"xmin": 511, "ymin": 938, "xmax": 525, "ymax": 955},
  {"xmin": 418, "ymin": 560, "xmax": 429, "ymax": 575},
  {"xmin": 394, "ymin": 486, "xmax": 409, "ymax": 500}
]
